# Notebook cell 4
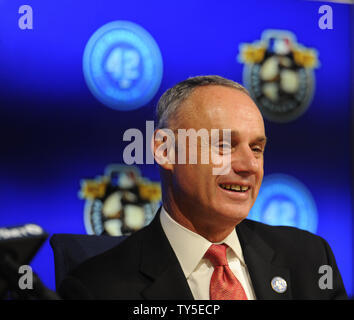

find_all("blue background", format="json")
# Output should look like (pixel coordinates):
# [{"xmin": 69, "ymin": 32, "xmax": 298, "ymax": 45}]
[{"xmin": 0, "ymin": 0, "xmax": 352, "ymax": 297}]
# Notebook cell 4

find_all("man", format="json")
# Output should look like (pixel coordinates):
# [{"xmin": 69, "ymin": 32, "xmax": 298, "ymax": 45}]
[{"xmin": 59, "ymin": 75, "xmax": 347, "ymax": 299}]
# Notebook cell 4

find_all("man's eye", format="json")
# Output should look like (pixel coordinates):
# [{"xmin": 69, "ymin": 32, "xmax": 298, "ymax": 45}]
[
  {"xmin": 252, "ymin": 147, "xmax": 263, "ymax": 153},
  {"xmin": 219, "ymin": 143, "xmax": 231, "ymax": 149}
]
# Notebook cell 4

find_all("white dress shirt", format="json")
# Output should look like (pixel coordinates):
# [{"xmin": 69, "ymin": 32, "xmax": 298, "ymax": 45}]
[{"xmin": 160, "ymin": 206, "xmax": 256, "ymax": 300}]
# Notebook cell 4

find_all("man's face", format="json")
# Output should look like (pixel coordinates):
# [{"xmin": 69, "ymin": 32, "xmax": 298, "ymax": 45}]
[{"xmin": 169, "ymin": 85, "xmax": 266, "ymax": 227}]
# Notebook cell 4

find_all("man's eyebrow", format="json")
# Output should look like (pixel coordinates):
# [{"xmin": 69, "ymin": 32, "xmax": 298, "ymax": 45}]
[
  {"xmin": 211, "ymin": 130, "xmax": 267, "ymax": 146},
  {"xmin": 230, "ymin": 130, "xmax": 268, "ymax": 144},
  {"xmin": 253, "ymin": 136, "xmax": 268, "ymax": 144}
]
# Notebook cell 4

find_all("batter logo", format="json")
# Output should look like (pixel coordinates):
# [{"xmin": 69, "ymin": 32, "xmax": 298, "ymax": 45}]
[
  {"xmin": 83, "ymin": 21, "xmax": 163, "ymax": 111},
  {"xmin": 248, "ymin": 174, "xmax": 318, "ymax": 234},
  {"xmin": 238, "ymin": 30, "xmax": 319, "ymax": 123},
  {"xmin": 79, "ymin": 164, "xmax": 161, "ymax": 236}
]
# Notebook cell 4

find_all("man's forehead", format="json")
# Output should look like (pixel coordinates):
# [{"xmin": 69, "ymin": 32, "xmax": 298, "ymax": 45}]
[
  {"xmin": 183, "ymin": 85, "xmax": 258, "ymax": 114},
  {"xmin": 180, "ymin": 85, "xmax": 263, "ymax": 124},
  {"xmin": 191, "ymin": 84, "xmax": 248, "ymax": 99}
]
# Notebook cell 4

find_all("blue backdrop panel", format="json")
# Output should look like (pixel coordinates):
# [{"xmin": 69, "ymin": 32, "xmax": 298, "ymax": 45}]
[{"xmin": 0, "ymin": 0, "xmax": 352, "ymax": 296}]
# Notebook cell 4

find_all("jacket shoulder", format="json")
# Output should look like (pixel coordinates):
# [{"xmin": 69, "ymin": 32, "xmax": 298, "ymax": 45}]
[
  {"xmin": 238, "ymin": 219, "xmax": 347, "ymax": 299},
  {"xmin": 59, "ymin": 226, "xmax": 149, "ymax": 299},
  {"xmin": 241, "ymin": 218, "xmax": 323, "ymax": 243},
  {"xmin": 239, "ymin": 219, "xmax": 331, "ymax": 263}
]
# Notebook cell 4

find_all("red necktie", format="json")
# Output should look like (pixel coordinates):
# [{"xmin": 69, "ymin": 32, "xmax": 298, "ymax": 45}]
[{"xmin": 204, "ymin": 244, "xmax": 248, "ymax": 300}]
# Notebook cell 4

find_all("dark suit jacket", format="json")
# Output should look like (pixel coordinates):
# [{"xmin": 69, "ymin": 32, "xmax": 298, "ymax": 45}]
[{"xmin": 58, "ymin": 211, "xmax": 347, "ymax": 300}]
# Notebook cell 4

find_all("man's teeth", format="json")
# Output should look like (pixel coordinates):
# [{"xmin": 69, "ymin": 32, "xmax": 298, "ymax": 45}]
[{"xmin": 220, "ymin": 184, "xmax": 250, "ymax": 192}]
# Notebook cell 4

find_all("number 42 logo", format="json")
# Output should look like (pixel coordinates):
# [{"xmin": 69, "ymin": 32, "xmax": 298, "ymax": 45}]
[{"xmin": 105, "ymin": 48, "xmax": 140, "ymax": 89}]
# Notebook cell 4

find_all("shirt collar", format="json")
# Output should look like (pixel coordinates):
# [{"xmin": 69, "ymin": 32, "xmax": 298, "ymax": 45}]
[{"xmin": 160, "ymin": 206, "xmax": 246, "ymax": 279}]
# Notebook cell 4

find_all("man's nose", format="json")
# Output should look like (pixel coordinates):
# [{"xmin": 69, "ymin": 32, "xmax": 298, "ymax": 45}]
[{"xmin": 230, "ymin": 145, "xmax": 259, "ymax": 176}]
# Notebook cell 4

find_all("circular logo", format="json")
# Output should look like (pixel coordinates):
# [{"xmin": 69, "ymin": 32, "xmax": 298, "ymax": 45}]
[
  {"xmin": 248, "ymin": 174, "xmax": 318, "ymax": 233},
  {"xmin": 79, "ymin": 164, "xmax": 161, "ymax": 236},
  {"xmin": 271, "ymin": 277, "xmax": 287, "ymax": 293},
  {"xmin": 239, "ymin": 30, "xmax": 319, "ymax": 123},
  {"xmin": 83, "ymin": 21, "xmax": 163, "ymax": 111}
]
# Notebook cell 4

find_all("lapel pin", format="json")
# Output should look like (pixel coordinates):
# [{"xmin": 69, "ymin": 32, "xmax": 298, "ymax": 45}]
[{"xmin": 271, "ymin": 276, "xmax": 287, "ymax": 293}]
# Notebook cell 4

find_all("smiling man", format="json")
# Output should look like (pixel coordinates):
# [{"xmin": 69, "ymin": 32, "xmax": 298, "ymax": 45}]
[
  {"xmin": 59, "ymin": 75, "xmax": 347, "ymax": 300},
  {"xmin": 155, "ymin": 83, "xmax": 266, "ymax": 245}
]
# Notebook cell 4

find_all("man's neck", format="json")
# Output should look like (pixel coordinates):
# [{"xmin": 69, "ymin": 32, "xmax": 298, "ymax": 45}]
[{"xmin": 162, "ymin": 201, "xmax": 238, "ymax": 243}]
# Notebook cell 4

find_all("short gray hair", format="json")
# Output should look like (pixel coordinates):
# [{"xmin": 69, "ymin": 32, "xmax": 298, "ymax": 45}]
[{"xmin": 156, "ymin": 75, "xmax": 249, "ymax": 129}]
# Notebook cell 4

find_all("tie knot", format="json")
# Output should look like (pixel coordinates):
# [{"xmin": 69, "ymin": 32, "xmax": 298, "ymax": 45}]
[{"xmin": 204, "ymin": 244, "xmax": 228, "ymax": 267}]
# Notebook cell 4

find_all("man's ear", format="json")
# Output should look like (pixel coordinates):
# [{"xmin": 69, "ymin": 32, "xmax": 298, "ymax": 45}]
[{"xmin": 151, "ymin": 129, "xmax": 175, "ymax": 171}]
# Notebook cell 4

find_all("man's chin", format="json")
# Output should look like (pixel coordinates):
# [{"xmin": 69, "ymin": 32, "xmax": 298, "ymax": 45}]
[{"xmin": 214, "ymin": 207, "xmax": 250, "ymax": 225}]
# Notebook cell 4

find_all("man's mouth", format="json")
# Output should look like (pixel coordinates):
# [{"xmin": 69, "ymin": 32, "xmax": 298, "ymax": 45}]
[{"xmin": 219, "ymin": 184, "xmax": 250, "ymax": 193}]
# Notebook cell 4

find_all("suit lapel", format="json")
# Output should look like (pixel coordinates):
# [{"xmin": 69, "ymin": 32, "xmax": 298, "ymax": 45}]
[
  {"xmin": 137, "ymin": 210, "xmax": 292, "ymax": 300},
  {"xmin": 139, "ymin": 210, "xmax": 194, "ymax": 300},
  {"xmin": 237, "ymin": 220, "xmax": 292, "ymax": 300},
  {"xmin": 141, "ymin": 261, "xmax": 194, "ymax": 300}
]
